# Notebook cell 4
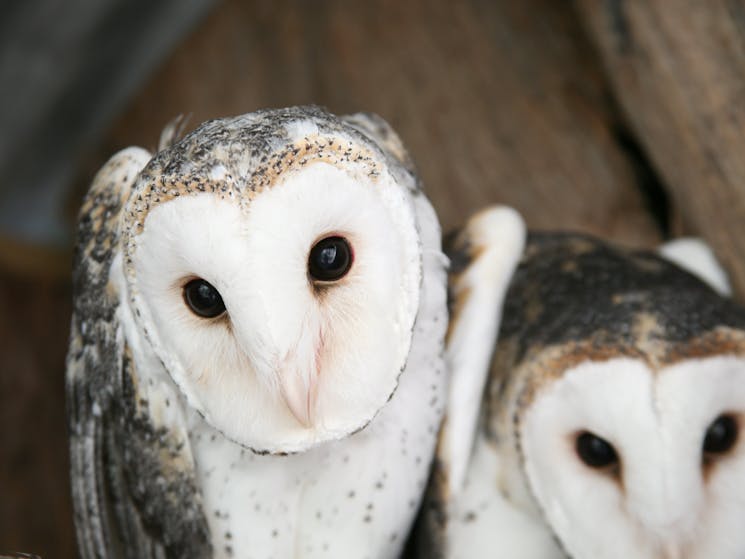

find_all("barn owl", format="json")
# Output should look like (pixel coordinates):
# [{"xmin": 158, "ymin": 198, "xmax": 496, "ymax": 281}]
[
  {"xmin": 66, "ymin": 106, "xmax": 457, "ymax": 558},
  {"xmin": 415, "ymin": 227, "xmax": 745, "ymax": 559}
]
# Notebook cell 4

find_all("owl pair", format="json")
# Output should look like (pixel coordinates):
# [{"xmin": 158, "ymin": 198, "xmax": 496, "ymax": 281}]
[{"xmin": 67, "ymin": 107, "xmax": 745, "ymax": 558}]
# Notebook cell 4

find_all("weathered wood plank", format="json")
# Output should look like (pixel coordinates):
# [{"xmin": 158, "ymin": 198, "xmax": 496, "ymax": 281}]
[
  {"xmin": 577, "ymin": 0, "xmax": 745, "ymax": 296},
  {"xmin": 0, "ymin": 273, "xmax": 75, "ymax": 559}
]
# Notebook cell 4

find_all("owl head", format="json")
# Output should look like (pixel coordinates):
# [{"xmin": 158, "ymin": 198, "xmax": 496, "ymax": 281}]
[
  {"xmin": 118, "ymin": 107, "xmax": 425, "ymax": 454},
  {"xmin": 493, "ymin": 233, "xmax": 745, "ymax": 558}
]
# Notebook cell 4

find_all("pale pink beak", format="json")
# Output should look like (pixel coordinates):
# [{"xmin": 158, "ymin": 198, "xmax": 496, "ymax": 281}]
[{"xmin": 280, "ymin": 366, "xmax": 318, "ymax": 427}]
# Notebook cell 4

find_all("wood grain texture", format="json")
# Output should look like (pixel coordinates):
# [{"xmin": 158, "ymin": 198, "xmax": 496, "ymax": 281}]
[
  {"xmin": 576, "ymin": 0, "xmax": 745, "ymax": 296},
  {"xmin": 95, "ymin": 0, "xmax": 661, "ymax": 246},
  {"xmin": 0, "ymin": 273, "xmax": 75, "ymax": 559}
]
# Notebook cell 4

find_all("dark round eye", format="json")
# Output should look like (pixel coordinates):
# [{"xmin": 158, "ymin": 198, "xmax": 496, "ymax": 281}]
[
  {"xmin": 575, "ymin": 431, "xmax": 619, "ymax": 469},
  {"xmin": 183, "ymin": 279, "xmax": 226, "ymax": 318},
  {"xmin": 308, "ymin": 236, "xmax": 353, "ymax": 282},
  {"xmin": 703, "ymin": 414, "xmax": 738, "ymax": 455}
]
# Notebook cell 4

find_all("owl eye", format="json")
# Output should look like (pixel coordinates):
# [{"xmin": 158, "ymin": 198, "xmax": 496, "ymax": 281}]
[
  {"xmin": 575, "ymin": 431, "xmax": 618, "ymax": 469},
  {"xmin": 703, "ymin": 414, "xmax": 738, "ymax": 456},
  {"xmin": 183, "ymin": 279, "xmax": 226, "ymax": 318},
  {"xmin": 308, "ymin": 236, "xmax": 353, "ymax": 282}
]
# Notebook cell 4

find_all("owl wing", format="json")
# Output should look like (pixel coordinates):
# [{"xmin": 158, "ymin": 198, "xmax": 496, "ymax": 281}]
[
  {"xmin": 66, "ymin": 147, "xmax": 211, "ymax": 558},
  {"xmin": 439, "ymin": 206, "xmax": 526, "ymax": 496},
  {"xmin": 658, "ymin": 237, "xmax": 732, "ymax": 296}
]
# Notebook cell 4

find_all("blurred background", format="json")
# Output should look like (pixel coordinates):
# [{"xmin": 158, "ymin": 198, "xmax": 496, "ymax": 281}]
[{"xmin": 2, "ymin": 1, "xmax": 745, "ymax": 556}]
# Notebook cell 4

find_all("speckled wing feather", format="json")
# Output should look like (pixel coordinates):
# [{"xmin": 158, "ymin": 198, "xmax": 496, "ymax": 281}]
[
  {"xmin": 66, "ymin": 147, "xmax": 211, "ymax": 558},
  {"xmin": 440, "ymin": 207, "xmax": 526, "ymax": 495},
  {"xmin": 412, "ymin": 207, "xmax": 525, "ymax": 558}
]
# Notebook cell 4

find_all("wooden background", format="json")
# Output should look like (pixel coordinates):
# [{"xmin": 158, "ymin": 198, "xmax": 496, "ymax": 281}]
[{"xmin": 3, "ymin": 1, "xmax": 745, "ymax": 556}]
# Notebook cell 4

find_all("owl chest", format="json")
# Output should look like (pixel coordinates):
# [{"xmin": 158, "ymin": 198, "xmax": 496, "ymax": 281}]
[
  {"xmin": 188, "ymin": 342, "xmax": 446, "ymax": 559},
  {"xmin": 190, "ymin": 411, "xmax": 439, "ymax": 558}
]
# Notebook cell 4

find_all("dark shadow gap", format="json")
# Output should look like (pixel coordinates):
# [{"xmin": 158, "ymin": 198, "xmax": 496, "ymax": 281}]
[{"xmin": 611, "ymin": 119, "xmax": 671, "ymax": 238}]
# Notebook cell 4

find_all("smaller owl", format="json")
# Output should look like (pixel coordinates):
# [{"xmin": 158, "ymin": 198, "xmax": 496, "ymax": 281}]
[{"xmin": 415, "ymin": 226, "xmax": 745, "ymax": 559}]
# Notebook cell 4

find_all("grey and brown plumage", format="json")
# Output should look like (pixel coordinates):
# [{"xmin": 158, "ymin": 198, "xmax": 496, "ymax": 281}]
[{"xmin": 68, "ymin": 146, "xmax": 213, "ymax": 557}]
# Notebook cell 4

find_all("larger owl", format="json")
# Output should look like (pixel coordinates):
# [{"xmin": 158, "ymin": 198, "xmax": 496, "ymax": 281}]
[
  {"xmin": 416, "ymin": 227, "xmax": 745, "ymax": 558},
  {"xmin": 67, "ymin": 106, "xmax": 465, "ymax": 558}
]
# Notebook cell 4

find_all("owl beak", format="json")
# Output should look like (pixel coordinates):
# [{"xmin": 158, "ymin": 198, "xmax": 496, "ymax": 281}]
[
  {"xmin": 657, "ymin": 541, "xmax": 689, "ymax": 559},
  {"xmin": 280, "ymin": 368, "xmax": 318, "ymax": 427}
]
